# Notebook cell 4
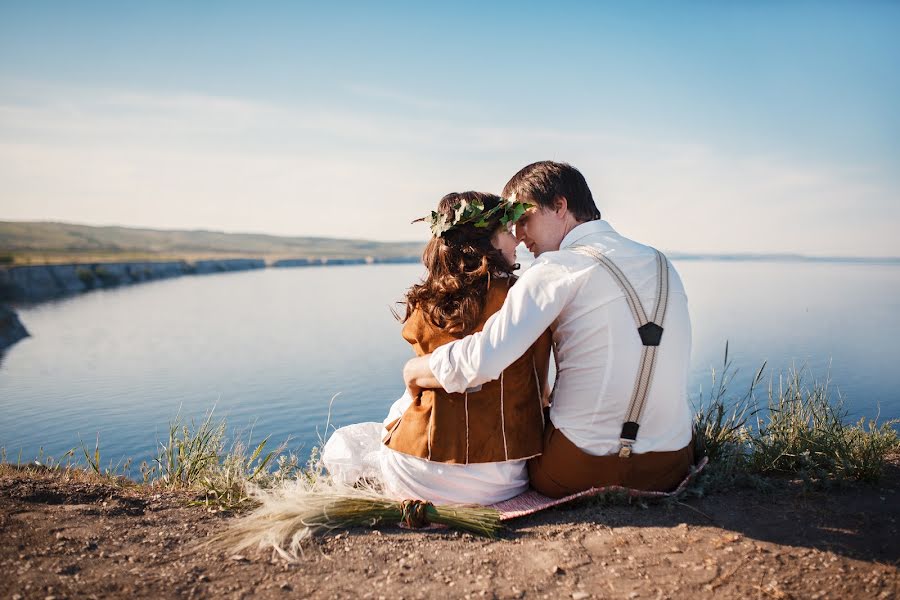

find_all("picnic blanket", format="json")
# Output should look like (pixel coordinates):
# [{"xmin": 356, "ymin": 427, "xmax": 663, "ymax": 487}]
[{"xmin": 490, "ymin": 456, "xmax": 708, "ymax": 521}]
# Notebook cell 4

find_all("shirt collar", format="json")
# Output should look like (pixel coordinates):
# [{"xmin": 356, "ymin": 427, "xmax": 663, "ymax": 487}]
[{"xmin": 559, "ymin": 219, "xmax": 616, "ymax": 250}]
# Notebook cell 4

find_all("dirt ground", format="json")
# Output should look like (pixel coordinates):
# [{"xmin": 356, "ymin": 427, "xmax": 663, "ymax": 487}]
[{"xmin": 1, "ymin": 461, "xmax": 898, "ymax": 600}]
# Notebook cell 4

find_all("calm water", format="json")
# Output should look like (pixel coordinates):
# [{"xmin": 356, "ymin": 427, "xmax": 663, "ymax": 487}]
[{"xmin": 1, "ymin": 260, "xmax": 899, "ymax": 470}]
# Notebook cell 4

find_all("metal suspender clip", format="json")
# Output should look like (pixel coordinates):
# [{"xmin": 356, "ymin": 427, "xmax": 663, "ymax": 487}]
[{"xmin": 619, "ymin": 421, "xmax": 639, "ymax": 458}]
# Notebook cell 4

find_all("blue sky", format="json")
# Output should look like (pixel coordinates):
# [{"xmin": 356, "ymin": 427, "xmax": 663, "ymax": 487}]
[{"xmin": 1, "ymin": 1, "xmax": 898, "ymax": 255}]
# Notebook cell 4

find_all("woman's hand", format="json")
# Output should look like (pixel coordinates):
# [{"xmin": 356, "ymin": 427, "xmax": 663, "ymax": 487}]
[{"xmin": 403, "ymin": 354, "xmax": 442, "ymax": 398}]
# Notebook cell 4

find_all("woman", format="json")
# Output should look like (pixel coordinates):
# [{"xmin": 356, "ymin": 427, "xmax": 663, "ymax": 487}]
[{"xmin": 322, "ymin": 191, "xmax": 551, "ymax": 505}]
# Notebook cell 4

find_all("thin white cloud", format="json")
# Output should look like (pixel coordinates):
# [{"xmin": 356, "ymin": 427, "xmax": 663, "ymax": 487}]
[{"xmin": 0, "ymin": 81, "xmax": 897, "ymax": 256}]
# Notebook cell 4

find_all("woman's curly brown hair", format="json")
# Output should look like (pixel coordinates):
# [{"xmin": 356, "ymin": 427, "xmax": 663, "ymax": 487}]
[{"xmin": 403, "ymin": 191, "xmax": 517, "ymax": 335}]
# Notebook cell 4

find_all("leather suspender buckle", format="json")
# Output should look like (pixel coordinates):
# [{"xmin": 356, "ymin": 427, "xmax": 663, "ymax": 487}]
[{"xmin": 637, "ymin": 322, "xmax": 664, "ymax": 346}]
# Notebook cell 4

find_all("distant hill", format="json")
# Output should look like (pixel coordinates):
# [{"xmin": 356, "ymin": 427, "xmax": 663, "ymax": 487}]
[
  {"xmin": 2, "ymin": 221, "xmax": 896, "ymax": 267},
  {"xmin": 0, "ymin": 221, "xmax": 425, "ymax": 264}
]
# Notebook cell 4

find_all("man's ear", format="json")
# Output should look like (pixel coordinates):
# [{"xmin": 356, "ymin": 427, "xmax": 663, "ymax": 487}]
[{"xmin": 554, "ymin": 195, "xmax": 568, "ymax": 216}]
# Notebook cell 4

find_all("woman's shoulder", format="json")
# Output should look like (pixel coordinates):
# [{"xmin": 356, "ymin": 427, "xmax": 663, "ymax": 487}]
[
  {"xmin": 401, "ymin": 305, "xmax": 426, "ymax": 344},
  {"xmin": 487, "ymin": 274, "xmax": 518, "ymax": 294},
  {"xmin": 405, "ymin": 275, "xmax": 517, "ymax": 344},
  {"xmin": 482, "ymin": 275, "xmax": 517, "ymax": 316}
]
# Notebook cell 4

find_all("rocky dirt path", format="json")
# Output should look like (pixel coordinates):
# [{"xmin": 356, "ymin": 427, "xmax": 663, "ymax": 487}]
[{"xmin": 1, "ymin": 462, "xmax": 898, "ymax": 599}]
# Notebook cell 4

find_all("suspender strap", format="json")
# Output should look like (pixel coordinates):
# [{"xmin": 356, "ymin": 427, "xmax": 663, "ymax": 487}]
[{"xmin": 569, "ymin": 246, "xmax": 671, "ymax": 457}]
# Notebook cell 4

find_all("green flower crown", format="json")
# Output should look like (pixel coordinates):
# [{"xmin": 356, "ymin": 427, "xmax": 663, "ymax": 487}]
[{"xmin": 412, "ymin": 197, "xmax": 532, "ymax": 238}]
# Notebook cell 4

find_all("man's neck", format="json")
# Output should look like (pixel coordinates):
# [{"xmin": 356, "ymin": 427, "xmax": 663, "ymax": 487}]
[
  {"xmin": 553, "ymin": 217, "xmax": 597, "ymax": 252},
  {"xmin": 561, "ymin": 216, "xmax": 587, "ymax": 243}
]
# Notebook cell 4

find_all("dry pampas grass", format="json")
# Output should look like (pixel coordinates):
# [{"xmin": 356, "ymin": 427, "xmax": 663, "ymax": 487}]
[{"xmin": 202, "ymin": 477, "xmax": 502, "ymax": 561}]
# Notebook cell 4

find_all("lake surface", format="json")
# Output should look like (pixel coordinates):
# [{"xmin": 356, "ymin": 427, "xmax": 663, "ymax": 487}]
[{"xmin": 1, "ymin": 259, "xmax": 899, "ymax": 472}]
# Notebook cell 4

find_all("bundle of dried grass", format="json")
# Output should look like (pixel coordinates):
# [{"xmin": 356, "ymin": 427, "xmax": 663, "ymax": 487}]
[{"xmin": 204, "ymin": 479, "xmax": 502, "ymax": 560}]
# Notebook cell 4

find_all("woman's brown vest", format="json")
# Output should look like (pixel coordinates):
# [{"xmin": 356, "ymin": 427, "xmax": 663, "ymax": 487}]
[{"xmin": 383, "ymin": 277, "xmax": 551, "ymax": 464}]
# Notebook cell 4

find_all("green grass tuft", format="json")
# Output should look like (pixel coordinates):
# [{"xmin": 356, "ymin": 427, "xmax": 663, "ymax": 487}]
[
  {"xmin": 747, "ymin": 369, "xmax": 899, "ymax": 482},
  {"xmin": 136, "ymin": 410, "xmax": 302, "ymax": 509},
  {"xmin": 692, "ymin": 344, "xmax": 899, "ymax": 489}
]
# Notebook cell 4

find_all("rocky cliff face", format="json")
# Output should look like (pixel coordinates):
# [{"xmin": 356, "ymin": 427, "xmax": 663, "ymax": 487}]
[
  {"xmin": 0, "ymin": 262, "xmax": 185, "ymax": 302},
  {"xmin": 192, "ymin": 258, "xmax": 266, "ymax": 274},
  {"xmin": 0, "ymin": 304, "xmax": 28, "ymax": 351},
  {"xmin": 0, "ymin": 259, "xmax": 267, "ymax": 303}
]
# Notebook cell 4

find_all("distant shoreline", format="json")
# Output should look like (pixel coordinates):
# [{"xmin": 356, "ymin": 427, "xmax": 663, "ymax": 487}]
[
  {"xmin": 3, "ymin": 220, "xmax": 898, "ymax": 267},
  {"xmin": 2, "ymin": 219, "xmax": 898, "ymax": 351},
  {"xmin": 0, "ymin": 256, "xmax": 421, "ymax": 303},
  {"xmin": 8, "ymin": 252, "xmax": 900, "ymax": 268},
  {"xmin": 0, "ymin": 220, "xmax": 426, "ymax": 267}
]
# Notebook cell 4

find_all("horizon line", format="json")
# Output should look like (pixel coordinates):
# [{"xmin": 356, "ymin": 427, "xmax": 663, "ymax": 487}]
[{"xmin": 2, "ymin": 218, "xmax": 899, "ymax": 263}]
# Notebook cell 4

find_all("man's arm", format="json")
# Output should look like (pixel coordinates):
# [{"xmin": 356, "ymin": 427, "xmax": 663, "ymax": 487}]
[{"xmin": 420, "ymin": 260, "xmax": 576, "ymax": 394}]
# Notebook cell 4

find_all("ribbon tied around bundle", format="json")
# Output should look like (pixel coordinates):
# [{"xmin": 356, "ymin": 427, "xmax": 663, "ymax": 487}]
[{"xmin": 399, "ymin": 499, "xmax": 434, "ymax": 529}]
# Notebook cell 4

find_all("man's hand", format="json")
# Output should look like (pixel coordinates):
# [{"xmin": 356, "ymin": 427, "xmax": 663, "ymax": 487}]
[{"xmin": 403, "ymin": 354, "xmax": 442, "ymax": 399}]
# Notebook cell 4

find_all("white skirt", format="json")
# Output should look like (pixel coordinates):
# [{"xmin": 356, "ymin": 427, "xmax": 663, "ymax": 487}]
[{"xmin": 321, "ymin": 392, "xmax": 528, "ymax": 505}]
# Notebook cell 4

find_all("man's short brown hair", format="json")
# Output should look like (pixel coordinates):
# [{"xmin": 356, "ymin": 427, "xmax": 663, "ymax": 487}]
[{"xmin": 502, "ymin": 161, "xmax": 601, "ymax": 222}]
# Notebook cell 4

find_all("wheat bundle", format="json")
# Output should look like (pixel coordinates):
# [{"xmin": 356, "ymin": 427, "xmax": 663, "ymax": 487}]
[{"xmin": 205, "ymin": 479, "xmax": 502, "ymax": 560}]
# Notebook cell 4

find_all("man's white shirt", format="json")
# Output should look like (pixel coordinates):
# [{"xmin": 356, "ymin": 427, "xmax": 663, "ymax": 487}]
[{"xmin": 429, "ymin": 219, "xmax": 693, "ymax": 456}]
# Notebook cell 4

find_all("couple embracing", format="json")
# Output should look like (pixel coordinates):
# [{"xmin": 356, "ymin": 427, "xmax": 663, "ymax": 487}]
[{"xmin": 323, "ymin": 161, "xmax": 695, "ymax": 505}]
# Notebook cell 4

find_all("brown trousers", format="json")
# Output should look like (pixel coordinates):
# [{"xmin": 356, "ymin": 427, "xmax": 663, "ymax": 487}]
[{"xmin": 528, "ymin": 423, "xmax": 695, "ymax": 498}]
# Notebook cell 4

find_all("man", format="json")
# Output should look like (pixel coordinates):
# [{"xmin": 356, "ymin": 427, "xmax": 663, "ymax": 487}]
[{"xmin": 403, "ymin": 161, "xmax": 695, "ymax": 497}]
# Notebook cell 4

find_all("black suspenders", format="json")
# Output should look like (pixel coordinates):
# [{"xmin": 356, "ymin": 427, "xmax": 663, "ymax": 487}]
[{"xmin": 569, "ymin": 246, "xmax": 671, "ymax": 458}]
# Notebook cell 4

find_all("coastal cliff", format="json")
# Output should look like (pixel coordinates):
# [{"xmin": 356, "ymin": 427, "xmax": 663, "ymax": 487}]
[
  {"xmin": 0, "ymin": 259, "xmax": 266, "ymax": 304},
  {"xmin": 0, "ymin": 304, "xmax": 28, "ymax": 350},
  {"xmin": 0, "ymin": 220, "xmax": 424, "ymax": 350}
]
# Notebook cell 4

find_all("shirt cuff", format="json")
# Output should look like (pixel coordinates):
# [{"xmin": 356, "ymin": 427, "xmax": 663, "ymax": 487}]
[{"xmin": 429, "ymin": 342, "xmax": 469, "ymax": 394}]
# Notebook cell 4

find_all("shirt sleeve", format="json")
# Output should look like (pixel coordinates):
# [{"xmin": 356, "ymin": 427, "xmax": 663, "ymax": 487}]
[{"xmin": 429, "ymin": 259, "xmax": 577, "ymax": 393}]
